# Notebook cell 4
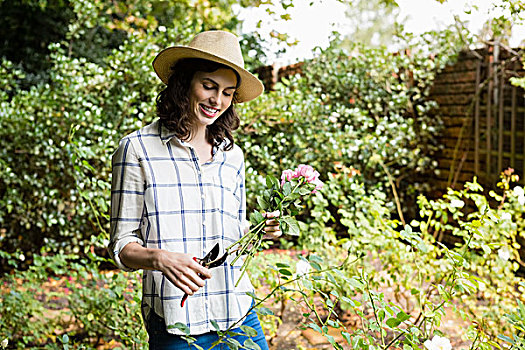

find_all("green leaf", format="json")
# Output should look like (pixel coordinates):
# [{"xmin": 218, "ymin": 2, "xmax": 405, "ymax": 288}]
[
  {"xmin": 278, "ymin": 268, "xmax": 293, "ymax": 276},
  {"xmin": 281, "ymin": 216, "xmax": 300, "ymax": 236},
  {"xmin": 283, "ymin": 181, "xmax": 292, "ymax": 196},
  {"xmin": 167, "ymin": 322, "xmax": 191, "ymax": 335},
  {"xmin": 266, "ymin": 174, "xmax": 279, "ymax": 189},
  {"xmin": 309, "ymin": 255, "xmax": 324, "ymax": 263},
  {"xmin": 225, "ymin": 338, "xmax": 241, "ymax": 350},
  {"xmin": 240, "ymin": 325, "xmax": 259, "ymax": 338},
  {"xmin": 298, "ymin": 187, "xmax": 312, "ymax": 195},
  {"xmin": 396, "ymin": 311, "xmax": 411, "ymax": 322},
  {"xmin": 276, "ymin": 262, "xmax": 290, "ymax": 268},
  {"xmin": 341, "ymin": 331, "xmax": 351, "ymax": 344},
  {"xmin": 347, "ymin": 278, "xmax": 364, "ymax": 291},
  {"xmin": 256, "ymin": 307, "xmax": 274, "ymax": 316},
  {"xmin": 210, "ymin": 319, "xmax": 220, "ymax": 331},
  {"xmin": 243, "ymin": 338, "xmax": 261, "ymax": 350},
  {"xmin": 308, "ymin": 322, "xmax": 323, "ymax": 333},
  {"xmin": 250, "ymin": 211, "xmax": 265, "ymax": 226},
  {"xmin": 378, "ymin": 309, "xmax": 385, "ymax": 322},
  {"xmin": 256, "ymin": 196, "xmax": 269, "ymax": 211},
  {"xmin": 309, "ymin": 261, "xmax": 322, "ymax": 271},
  {"xmin": 386, "ymin": 317, "xmax": 401, "ymax": 328}
]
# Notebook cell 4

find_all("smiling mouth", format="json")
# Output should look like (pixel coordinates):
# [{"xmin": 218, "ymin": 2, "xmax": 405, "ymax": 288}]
[{"xmin": 199, "ymin": 104, "xmax": 220, "ymax": 118}]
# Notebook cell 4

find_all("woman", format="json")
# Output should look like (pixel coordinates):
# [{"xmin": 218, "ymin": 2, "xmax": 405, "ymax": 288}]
[{"xmin": 109, "ymin": 30, "xmax": 280, "ymax": 349}]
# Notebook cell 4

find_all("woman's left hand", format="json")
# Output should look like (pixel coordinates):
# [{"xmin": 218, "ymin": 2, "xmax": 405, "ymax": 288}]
[{"xmin": 262, "ymin": 210, "xmax": 281, "ymax": 239}]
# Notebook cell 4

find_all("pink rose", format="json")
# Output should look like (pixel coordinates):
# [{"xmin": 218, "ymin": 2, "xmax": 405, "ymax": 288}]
[
  {"xmin": 312, "ymin": 178, "xmax": 324, "ymax": 194},
  {"xmin": 281, "ymin": 169, "xmax": 297, "ymax": 186},
  {"xmin": 295, "ymin": 164, "xmax": 320, "ymax": 184}
]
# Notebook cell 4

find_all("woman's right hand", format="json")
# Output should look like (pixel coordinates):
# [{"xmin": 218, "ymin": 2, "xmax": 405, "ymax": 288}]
[
  {"xmin": 119, "ymin": 243, "xmax": 212, "ymax": 296},
  {"xmin": 155, "ymin": 250, "xmax": 212, "ymax": 295}
]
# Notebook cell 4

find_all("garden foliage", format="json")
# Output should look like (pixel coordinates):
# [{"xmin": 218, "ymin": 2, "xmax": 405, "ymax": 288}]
[{"xmin": 1, "ymin": 0, "xmax": 525, "ymax": 348}]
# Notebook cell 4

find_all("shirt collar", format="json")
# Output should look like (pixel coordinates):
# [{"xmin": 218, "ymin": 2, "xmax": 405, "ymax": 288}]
[{"xmin": 158, "ymin": 120, "xmax": 225, "ymax": 157}]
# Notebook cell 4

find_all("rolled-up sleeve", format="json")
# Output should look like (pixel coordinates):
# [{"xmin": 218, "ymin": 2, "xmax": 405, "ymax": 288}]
[{"xmin": 108, "ymin": 137, "xmax": 145, "ymax": 271}]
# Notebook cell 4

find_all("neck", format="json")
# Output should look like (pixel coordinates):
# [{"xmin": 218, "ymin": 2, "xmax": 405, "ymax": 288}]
[{"xmin": 188, "ymin": 124, "xmax": 209, "ymax": 147}]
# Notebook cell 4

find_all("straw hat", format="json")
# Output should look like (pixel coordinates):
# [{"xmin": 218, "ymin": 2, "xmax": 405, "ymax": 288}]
[{"xmin": 152, "ymin": 30, "xmax": 264, "ymax": 103}]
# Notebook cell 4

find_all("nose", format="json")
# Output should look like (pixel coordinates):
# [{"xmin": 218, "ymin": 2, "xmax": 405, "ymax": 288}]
[{"xmin": 209, "ymin": 92, "xmax": 221, "ymax": 107}]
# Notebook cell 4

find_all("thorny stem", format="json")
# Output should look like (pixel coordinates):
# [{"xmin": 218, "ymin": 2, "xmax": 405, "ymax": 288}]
[
  {"xmin": 378, "ymin": 159, "xmax": 406, "ymax": 227},
  {"xmin": 226, "ymin": 177, "xmax": 307, "ymax": 280},
  {"xmin": 208, "ymin": 255, "xmax": 360, "ymax": 349},
  {"xmin": 367, "ymin": 287, "xmax": 385, "ymax": 346},
  {"xmin": 469, "ymin": 329, "xmax": 480, "ymax": 350}
]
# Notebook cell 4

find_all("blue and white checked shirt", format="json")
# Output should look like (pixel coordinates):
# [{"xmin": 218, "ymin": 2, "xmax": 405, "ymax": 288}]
[{"xmin": 109, "ymin": 119, "xmax": 254, "ymax": 335}]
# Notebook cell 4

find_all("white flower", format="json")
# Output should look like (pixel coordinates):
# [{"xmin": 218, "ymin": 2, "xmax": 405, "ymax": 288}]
[
  {"xmin": 1, "ymin": 339, "xmax": 8, "ymax": 348},
  {"xmin": 498, "ymin": 248, "xmax": 511, "ymax": 261},
  {"xmin": 513, "ymin": 186, "xmax": 525, "ymax": 205},
  {"xmin": 295, "ymin": 260, "xmax": 311, "ymax": 277},
  {"xmin": 500, "ymin": 211, "xmax": 512, "ymax": 221},
  {"xmin": 158, "ymin": 25, "xmax": 166, "ymax": 32},
  {"xmin": 424, "ymin": 335, "xmax": 452, "ymax": 350},
  {"xmin": 450, "ymin": 199, "xmax": 464, "ymax": 208}
]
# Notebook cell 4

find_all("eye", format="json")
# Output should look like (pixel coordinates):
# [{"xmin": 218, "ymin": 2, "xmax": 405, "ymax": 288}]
[
  {"xmin": 223, "ymin": 91, "xmax": 232, "ymax": 97},
  {"xmin": 203, "ymin": 84, "xmax": 214, "ymax": 90}
]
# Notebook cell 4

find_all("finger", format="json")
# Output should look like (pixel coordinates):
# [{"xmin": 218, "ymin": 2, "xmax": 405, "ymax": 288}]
[
  {"xmin": 265, "ymin": 219, "xmax": 279, "ymax": 226},
  {"xmin": 190, "ymin": 260, "xmax": 212, "ymax": 279},
  {"xmin": 263, "ymin": 210, "xmax": 280, "ymax": 219},
  {"xmin": 167, "ymin": 273, "xmax": 197, "ymax": 295},
  {"xmin": 263, "ymin": 230, "xmax": 282, "ymax": 239},
  {"xmin": 166, "ymin": 269, "xmax": 201, "ymax": 294},
  {"xmin": 177, "ymin": 273, "xmax": 202, "ymax": 292}
]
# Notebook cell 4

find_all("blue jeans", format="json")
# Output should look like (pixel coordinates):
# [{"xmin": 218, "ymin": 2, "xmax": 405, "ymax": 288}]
[{"xmin": 146, "ymin": 307, "xmax": 269, "ymax": 350}]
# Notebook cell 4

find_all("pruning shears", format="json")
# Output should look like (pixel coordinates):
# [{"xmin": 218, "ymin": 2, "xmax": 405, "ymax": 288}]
[{"xmin": 180, "ymin": 242, "xmax": 229, "ymax": 307}]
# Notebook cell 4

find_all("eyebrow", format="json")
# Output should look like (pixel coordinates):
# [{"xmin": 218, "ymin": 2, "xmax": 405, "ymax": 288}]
[{"xmin": 203, "ymin": 77, "xmax": 236, "ymax": 90}]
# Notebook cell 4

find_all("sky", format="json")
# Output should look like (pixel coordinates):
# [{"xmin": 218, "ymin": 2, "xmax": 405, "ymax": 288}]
[{"xmin": 238, "ymin": 0, "xmax": 525, "ymax": 65}]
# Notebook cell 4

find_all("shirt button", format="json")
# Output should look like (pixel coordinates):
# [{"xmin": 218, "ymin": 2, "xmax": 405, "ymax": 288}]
[{"xmin": 201, "ymin": 193, "xmax": 206, "ymax": 199}]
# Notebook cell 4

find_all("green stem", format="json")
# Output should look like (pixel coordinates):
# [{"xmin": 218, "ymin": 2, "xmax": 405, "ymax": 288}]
[{"xmin": 222, "ymin": 255, "xmax": 360, "ymax": 336}]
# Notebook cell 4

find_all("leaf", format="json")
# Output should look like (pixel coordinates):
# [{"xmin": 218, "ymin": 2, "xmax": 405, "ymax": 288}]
[
  {"xmin": 243, "ymin": 338, "xmax": 261, "ymax": 350},
  {"xmin": 256, "ymin": 196, "xmax": 269, "ymax": 211},
  {"xmin": 396, "ymin": 311, "xmax": 411, "ymax": 322},
  {"xmin": 308, "ymin": 322, "xmax": 323, "ymax": 333},
  {"xmin": 276, "ymin": 262, "xmax": 290, "ymax": 268},
  {"xmin": 250, "ymin": 211, "xmax": 265, "ymax": 226},
  {"xmin": 347, "ymin": 278, "xmax": 364, "ymax": 291},
  {"xmin": 386, "ymin": 317, "xmax": 401, "ymax": 328},
  {"xmin": 309, "ymin": 261, "xmax": 322, "ymax": 271},
  {"xmin": 266, "ymin": 174, "xmax": 279, "ymax": 189},
  {"xmin": 240, "ymin": 325, "xmax": 259, "ymax": 338},
  {"xmin": 283, "ymin": 181, "xmax": 292, "ymax": 196},
  {"xmin": 256, "ymin": 307, "xmax": 274, "ymax": 316},
  {"xmin": 281, "ymin": 216, "xmax": 300, "ymax": 236},
  {"xmin": 298, "ymin": 187, "xmax": 312, "ymax": 195},
  {"xmin": 278, "ymin": 268, "xmax": 293, "ymax": 276},
  {"xmin": 225, "ymin": 338, "xmax": 241, "ymax": 350},
  {"xmin": 167, "ymin": 322, "xmax": 191, "ymax": 335},
  {"xmin": 309, "ymin": 255, "xmax": 324, "ymax": 263},
  {"xmin": 341, "ymin": 331, "xmax": 351, "ymax": 344},
  {"xmin": 210, "ymin": 319, "xmax": 220, "ymax": 331},
  {"xmin": 378, "ymin": 309, "xmax": 385, "ymax": 322}
]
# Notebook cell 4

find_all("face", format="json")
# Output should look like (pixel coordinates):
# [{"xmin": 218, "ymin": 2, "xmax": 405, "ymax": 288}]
[{"xmin": 188, "ymin": 67, "xmax": 237, "ymax": 129}]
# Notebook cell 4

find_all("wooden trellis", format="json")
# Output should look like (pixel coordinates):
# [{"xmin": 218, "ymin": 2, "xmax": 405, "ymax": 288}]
[{"xmin": 474, "ymin": 44, "xmax": 525, "ymax": 186}]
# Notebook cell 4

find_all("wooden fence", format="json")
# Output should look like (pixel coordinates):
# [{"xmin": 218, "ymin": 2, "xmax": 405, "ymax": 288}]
[{"xmin": 429, "ymin": 44, "xmax": 525, "ymax": 194}]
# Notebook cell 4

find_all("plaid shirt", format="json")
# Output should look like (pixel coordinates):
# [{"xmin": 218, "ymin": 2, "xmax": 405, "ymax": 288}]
[{"xmin": 109, "ymin": 119, "xmax": 254, "ymax": 335}]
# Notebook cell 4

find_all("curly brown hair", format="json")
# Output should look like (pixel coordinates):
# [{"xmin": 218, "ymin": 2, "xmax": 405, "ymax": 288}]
[{"xmin": 156, "ymin": 58, "xmax": 241, "ymax": 151}]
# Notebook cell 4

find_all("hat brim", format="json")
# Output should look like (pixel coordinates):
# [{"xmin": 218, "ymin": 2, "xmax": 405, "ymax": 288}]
[{"xmin": 153, "ymin": 46, "xmax": 264, "ymax": 103}]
